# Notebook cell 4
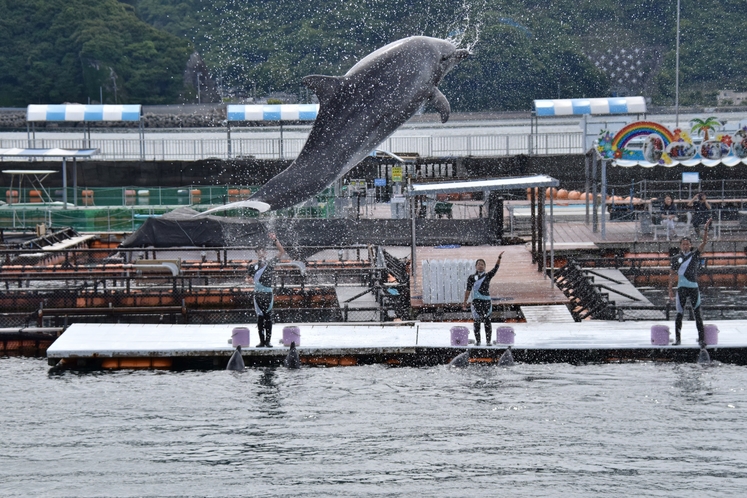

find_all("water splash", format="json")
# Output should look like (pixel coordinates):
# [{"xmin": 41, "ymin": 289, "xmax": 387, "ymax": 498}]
[{"xmin": 444, "ymin": 0, "xmax": 485, "ymax": 53}]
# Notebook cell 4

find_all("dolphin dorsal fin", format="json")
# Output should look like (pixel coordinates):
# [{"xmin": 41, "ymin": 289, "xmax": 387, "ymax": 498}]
[
  {"xmin": 429, "ymin": 88, "xmax": 451, "ymax": 123},
  {"xmin": 303, "ymin": 75, "xmax": 342, "ymax": 106}
]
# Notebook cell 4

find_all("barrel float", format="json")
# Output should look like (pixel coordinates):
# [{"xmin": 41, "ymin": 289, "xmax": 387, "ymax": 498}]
[
  {"xmin": 283, "ymin": 326, "xmax": 301, "ymax": 347},
  {"xmin": 568, "ymin": 190, "xmax": 581, "ymax": 200},
  {"xmin": 137, "ymin": 189, "xmax": 150, "ymax": 197},
  {"xmin": 556, "ymin": 189, "xmax": 568, "ymax": 200},
  {"xmin": 450, "ymin": 326, "xmax": 469, "ymax": 346},
  {"xmin": 124, "ymin": 189, "xmax": 136, "ymax": 196},
  {"xmin": 5, "ymin": 190, "xmax": 19, "ymax": 197},
  {"xmin": 650, "ymin": 324, "xmax": 670, "ymax": 345},
  {"xmin": 704, "ymin": 324, "xmax": 719, "ymax": 345},
  {"xmin": 231, "ymin": 326, "xmax": 251, "ymax": 347},
  {"xmin": 29, "ymin": 189, "xmax": 42, "ymax": 198},
  {"xmin": 82, "ymin": 190, "xmax": 94, "ymax": 197},
  {"xmin": 496, "ymin": 326, "xmax": 515, "ymax": 345}
]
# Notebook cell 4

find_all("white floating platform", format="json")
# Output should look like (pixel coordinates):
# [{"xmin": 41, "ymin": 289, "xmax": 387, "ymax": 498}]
[{"xmin": 46, "ymin": 320, "xmax": 747, "ymax": 369}]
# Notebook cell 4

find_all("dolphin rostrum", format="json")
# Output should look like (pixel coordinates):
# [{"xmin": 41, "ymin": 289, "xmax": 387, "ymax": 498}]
[
  {"xmin": 449, "ymin": 350, "xmax": 470, "ymax": 368},
  {"xmin": 284, "ymin": 341, "xmax": 301, "ymax": 369},
  {"xmin": 201, "ymin": 36, "xmax": 468, "ymax": 215},
  {"xmin": 226, "ymin": 345, "xmax": 245, "ymax": 371},
  {"xmin": 497, "ymin": 346, "xmax": 515, "ymax": 366}
]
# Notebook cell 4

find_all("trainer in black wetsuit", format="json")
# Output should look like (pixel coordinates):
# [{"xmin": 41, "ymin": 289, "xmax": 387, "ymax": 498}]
[
  {"xmin": 668, "ymin": 218, "xmax": 712, "ymax": 347},
  {"xmin": 247, "ymin": 233, "xmax": 285, "ymax": 347},
  {"xmin": 462, "ymin": 252, "xmax": 504, "ymax": 346}
]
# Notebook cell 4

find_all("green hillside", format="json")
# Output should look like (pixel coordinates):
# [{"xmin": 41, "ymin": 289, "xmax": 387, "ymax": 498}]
[{"xmin": 1, "ymin": 0, "xmax": 745, "ymax": 109}]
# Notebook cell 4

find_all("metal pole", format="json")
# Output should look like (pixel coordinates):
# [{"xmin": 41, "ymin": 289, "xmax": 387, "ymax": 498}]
[
  {"xmin": 592, "ymin": 152, "xmax": 598, "ymax": 232},
  {"xmin": 585, "ymin": 152, "xmax": 590, "ymax": 224},
  {"xmin": 279, "ymin": 123, "xmax": 284, "ymax": 160},
  {"xmin": 409, "ymin": 183, "xmax": 417, "ymax": 284},
  {"xmin": 62, "ymin": 157, "xmax": 68, "ymax": 209},
  {"xmin": 675, "ymin": 0, "xmax": 681, "ymax": 128},
  {"xmin": 549, "ymin": 186, "xmax": 555, "ymax": 287},
  {"xmin": 601, "ymin": 159, "xmax": 607, "ymax": 240}
]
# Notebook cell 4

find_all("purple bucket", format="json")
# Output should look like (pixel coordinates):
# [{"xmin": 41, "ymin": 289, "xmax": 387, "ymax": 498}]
[
  {"xmin": 283, "ymin": 326, "xmax": 301, "ymax": 347},
  {"xmin": 704, "ymin": 324, "xmax": 719, "ymax": 345},
  {"xmin": 497, "ymin": 326, "xmax": 515, "ymax": 345},
  {"xmin": 650, "ymin": 324, "xmax": 670, "ymax": 345},
  {"xmin": 450, "ymin": 326, "xmax": 469, "ymax": 346},
  {"xmin": 231, "ymin": 326, "xmax": 250, "ymax": 347}
]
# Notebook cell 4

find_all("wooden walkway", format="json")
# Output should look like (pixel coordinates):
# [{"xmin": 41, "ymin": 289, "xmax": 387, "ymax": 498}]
[{"xmin": 410, "ymin": 244, "xmax": 567, "ymax": 307}]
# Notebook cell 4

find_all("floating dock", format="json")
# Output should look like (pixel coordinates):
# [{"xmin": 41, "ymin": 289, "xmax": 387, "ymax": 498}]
[{"xmin": 46, "ymin": 320, "xmax": 747, "ymax": 370}]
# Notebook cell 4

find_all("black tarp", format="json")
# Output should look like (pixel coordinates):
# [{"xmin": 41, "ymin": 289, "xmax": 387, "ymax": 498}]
[
  {"xmin": 121, "ymin": 207, "xmax": 498, "ymax": 248},
  {"xmin": 120, "ymin": 207, "xmax": 266, "ymax": 248}
]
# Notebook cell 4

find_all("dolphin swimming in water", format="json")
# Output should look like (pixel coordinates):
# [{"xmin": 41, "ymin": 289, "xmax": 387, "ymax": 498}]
[
  {"xmin": 284, "ymin": 341, "xmax": 301, "ymax": 369},
  {"xmin": 449, "ymin": 350, "xmax": 470, "ymax": 368},
  {"xmin": 497, "ymin": 346, "xmax": 515, "ymax": 366},
  {"xmin": 226, "ymin": 345, "xmax": 245, "ymax": 371},
  {"xmin": 199, "ymin": 36, "xmax": 468, "ymax": 215},
  {"xmin": 697, "ymin": 346, "xmax": 711, "ymax": 365}
]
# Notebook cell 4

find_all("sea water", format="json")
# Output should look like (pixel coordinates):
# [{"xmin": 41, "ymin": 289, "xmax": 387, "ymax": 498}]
[{"xmin": 0, "ymin": 358, "xmax": 745, "ymax": 497}]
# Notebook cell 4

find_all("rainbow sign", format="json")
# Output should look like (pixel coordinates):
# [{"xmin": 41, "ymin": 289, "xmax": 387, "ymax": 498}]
[{"xmin": 611, "ymin": 121, "xmax": 674, "ymax": 151}]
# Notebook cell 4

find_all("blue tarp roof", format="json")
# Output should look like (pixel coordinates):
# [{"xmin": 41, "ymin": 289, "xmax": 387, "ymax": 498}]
[
  {"xmin": 27, "ymin": 105, "xmax": 142, "ymax": 122},
  {"xmin": 227, "ymin": 104, "xmax": 319, "ymax": 122},
  {"xmin": 534, "ymin": 97, "xmax": 646, "ymax": 117}
]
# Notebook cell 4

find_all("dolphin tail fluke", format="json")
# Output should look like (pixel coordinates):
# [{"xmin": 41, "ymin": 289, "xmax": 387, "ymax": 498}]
[{"xmin": 226, "ymin": 345, "xmax": 245, "ymax": 371}]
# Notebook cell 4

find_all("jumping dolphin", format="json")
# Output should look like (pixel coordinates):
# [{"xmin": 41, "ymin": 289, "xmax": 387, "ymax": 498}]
[
  {"xmin": 284, "ymin": 341, "xmax": 301, "ymax": 369},
  {"xmin": 199, "ymin": 36, "xmax": 468, "ymax": 215},
  {"xmin": 226, "ymin": 345, "xmax": 245, "ymax": 371},
  {"xmin": 449, "ymin": 350, "xmax": 470, "ymax": 368}
]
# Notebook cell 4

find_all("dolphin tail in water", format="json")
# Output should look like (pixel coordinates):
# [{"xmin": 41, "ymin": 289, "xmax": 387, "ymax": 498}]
[
  {"xmin": 498, "ymin": 346, "xmax": 515, "ymax": 366},
  {"xmin": 284, "ymin": 341, "xmax": 301, "ymax": 369},
  {"xmin": 226, "ymin": 345, "xmax": 245, "ymax": 371},
  {"xmin": 448, "ymin": 350, "xmax": 470, "ymax": 368}
]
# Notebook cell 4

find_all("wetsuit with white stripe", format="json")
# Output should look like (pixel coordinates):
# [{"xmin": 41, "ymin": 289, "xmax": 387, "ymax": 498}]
[
  {"xmin": 466, "ymin": 261, "xmax": 500, "ymax": 345},
  {"xmin": 671, "ymin": 249, "xmax": 704, "ymax": 344}
]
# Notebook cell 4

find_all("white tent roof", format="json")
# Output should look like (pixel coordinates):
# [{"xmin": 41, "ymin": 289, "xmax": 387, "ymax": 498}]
[{"xmin": 407, "ymin": 174, "xmax": 559, "ymax": 196}]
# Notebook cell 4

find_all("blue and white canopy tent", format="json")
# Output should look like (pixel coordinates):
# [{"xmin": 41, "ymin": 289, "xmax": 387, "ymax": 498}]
[
  {"xmin": 0, "ymin": 148, "xmax": 99, "ymax": 208},
  {"xmin": 27, "ymin": 104, "xmax": 143, "ymax": 159},
  {"xmin": 225, "ymin": 104, "xmax": 319, "ymax": 159},
  {"xmin": 532, "ymin": 96, "xmax": 648, "ymax": 240}
]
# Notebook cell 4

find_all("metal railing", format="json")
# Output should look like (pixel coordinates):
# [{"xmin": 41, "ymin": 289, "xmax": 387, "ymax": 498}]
[{"xmin": 1, "ymin": 131, "xmax": 584, "ymax": 161}]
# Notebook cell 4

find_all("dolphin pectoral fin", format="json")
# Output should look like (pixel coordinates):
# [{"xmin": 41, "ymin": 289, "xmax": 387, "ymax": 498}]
[
  {"xmin": 194, "ymin": 200, "xmax": 272, "ymax": 217},
  {"xmin": 430, "ymin": 88, "xmax": 451, "ymax": 123},
  {"xmin": 303, "ymin": 75, "xmax": 342, "ymax": 105}
]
